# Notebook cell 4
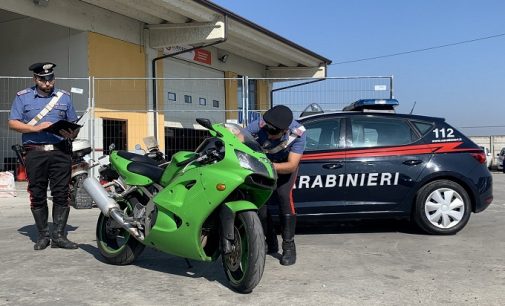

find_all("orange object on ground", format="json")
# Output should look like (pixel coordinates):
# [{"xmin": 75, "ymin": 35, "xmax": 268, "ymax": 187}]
[{"xmin": 16, "ymin": 164, "xmax": 27, "ymax": 181}]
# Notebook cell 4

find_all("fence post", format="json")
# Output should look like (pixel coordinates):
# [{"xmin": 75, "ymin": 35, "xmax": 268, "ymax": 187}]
[
  {"xmin": 390, "ymin": 75, "xmax": 394, "ymax": 99},
  {"xmin": 243, "ymin": 75, "xmax": 249, "ymax": 127},
  {"xmin": 90, "ymin": 76, "xmax": 96, "ymax": 177}
]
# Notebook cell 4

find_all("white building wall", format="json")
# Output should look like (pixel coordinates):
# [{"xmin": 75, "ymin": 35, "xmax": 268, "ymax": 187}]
[{"xmin": 0, "ymin": 0, "xmax": 142, "ymax": 45}]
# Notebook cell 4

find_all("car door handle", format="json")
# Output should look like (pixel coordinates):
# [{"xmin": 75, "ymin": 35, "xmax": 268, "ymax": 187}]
[
  {"xmin": 322, "ymin": 163, "xmax": 343, "ymax": 169},
  {"xmin": 403, "ymin": 160, "xmax": 423, "ymax": 166}
]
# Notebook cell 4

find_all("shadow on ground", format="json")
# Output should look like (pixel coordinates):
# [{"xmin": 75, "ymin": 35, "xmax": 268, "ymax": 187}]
[
  {"xmin": 78, "ymin": 242, "xmax": 231, "ymax": 291},
  {"xmin": 293, "ymin": 219, "xmax": 424, "ymax": 236},
  {"xmin": 17, "ymin": 223, "xmax": 79, "ymax": 243}
]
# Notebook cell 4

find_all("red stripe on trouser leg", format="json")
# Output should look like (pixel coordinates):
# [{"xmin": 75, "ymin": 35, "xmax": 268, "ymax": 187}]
[{"xmin": 288, "ymin": 169, "xmax": 298, "ymax": 215}]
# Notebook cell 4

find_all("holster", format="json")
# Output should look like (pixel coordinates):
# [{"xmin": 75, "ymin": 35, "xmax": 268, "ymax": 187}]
[
  {"xmin": 56, "ymin": 140, "xmax": 73, "ymax": 154},
  {"xmin": 11, "ymin": 144, "xmax": 26, "ymax": 167}
]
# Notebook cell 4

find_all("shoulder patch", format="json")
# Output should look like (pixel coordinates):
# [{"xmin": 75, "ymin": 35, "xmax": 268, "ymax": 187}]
[
  {"xmin": 292, "ymin": 125, "xmax": 306, "ymax": 136},
  {"xmin": 58, "ymin": 89, "xmax": 70, "ymax": 96},
  {"xmin": 16, "ymin": 89, "xmax": 29, "ymax": 96}
]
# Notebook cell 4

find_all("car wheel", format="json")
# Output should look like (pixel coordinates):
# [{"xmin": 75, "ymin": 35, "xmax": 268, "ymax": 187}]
[{"xmin": 414, "ymin": 180, "xmax": 471, "ymax": 235}]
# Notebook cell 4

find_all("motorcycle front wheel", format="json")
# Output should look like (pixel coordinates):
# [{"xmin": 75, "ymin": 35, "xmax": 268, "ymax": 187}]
[
  {"xmin": 222, "ymin": 211, "xmax": 266, "ymax": 294},
  {"xmin": 96, "ymin": 200, "xmax": 145, "ymax": 265}
]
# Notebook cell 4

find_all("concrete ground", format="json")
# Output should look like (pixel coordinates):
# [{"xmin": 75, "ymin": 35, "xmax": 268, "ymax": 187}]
[{"xmin": 0, "ymin": 172, "xmax": 504, "ymax": 306}]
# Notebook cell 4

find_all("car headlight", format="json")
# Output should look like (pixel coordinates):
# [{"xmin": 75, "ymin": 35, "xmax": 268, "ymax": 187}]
[{"xmin": 235, "ymin": 150, "xmax": 271, "ymax": 177}]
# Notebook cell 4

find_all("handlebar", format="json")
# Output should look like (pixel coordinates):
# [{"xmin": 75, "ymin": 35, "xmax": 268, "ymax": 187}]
[
  {"xmin": 176, "ymin": 153, "xmax": 201, "ymax": 167},
  {"xmin": 175, "ymin": 148, "xmax": 221, "ymax": 168}
]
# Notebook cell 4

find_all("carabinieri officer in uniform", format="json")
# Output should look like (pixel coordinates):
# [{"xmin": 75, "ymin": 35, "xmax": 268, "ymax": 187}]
[
  {"xmin": 247, "ymin": 105, "xmax": 306, "ymax": 266},
  {"xmin": 8, "ymin": 62, "xmax": 80, "ymax": 250}
]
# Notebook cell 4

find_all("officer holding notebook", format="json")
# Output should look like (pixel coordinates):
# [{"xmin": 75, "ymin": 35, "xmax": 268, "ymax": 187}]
[{"xmin": 8, "ymin": 62, "xmax": 80, "ymax": 250}]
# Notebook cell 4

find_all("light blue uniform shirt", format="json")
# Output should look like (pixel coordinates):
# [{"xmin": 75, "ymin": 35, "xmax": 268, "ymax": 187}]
[
  {"xmin": 9, "ymin": 86, "xmax": 78, "ymax": 145},
  {"xmin": 247, "ymin": 118, "xmax": 306, "ymax": 162}
]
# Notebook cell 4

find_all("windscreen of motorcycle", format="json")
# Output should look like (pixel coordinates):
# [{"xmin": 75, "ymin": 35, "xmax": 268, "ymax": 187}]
[{"xmin": 224, "ymin": 123, "xmax": 262, "ymax": 153}]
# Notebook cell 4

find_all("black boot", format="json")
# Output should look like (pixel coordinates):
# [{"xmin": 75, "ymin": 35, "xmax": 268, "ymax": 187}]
[
  {"xmin": 31, "ymin": 206, "xmax": 50, "ymax": 250},
  {"xmin": 259, "ymin": 206, "xmax": 278, "ymax": 254},
  {"xmin": 280, "ymin": 214, "xmax": 296, "ymax": 266},
  {"xmin": 51, "ymin": 206, "xmax": 78, "ymax": 249}
]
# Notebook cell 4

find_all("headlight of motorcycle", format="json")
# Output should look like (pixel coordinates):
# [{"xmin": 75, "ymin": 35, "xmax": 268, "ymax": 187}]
[{"xmin": 235, "ymin": 150, "xmax": 271, "ymax": 177}]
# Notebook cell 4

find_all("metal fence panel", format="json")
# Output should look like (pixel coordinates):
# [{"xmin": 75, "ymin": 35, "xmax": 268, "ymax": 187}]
[
  {"xmin": 249, "ymin": 76, "xmax": 393, "ymax": 118},
  {"xmin": 1, "ymin": 75, "xmax": 405, "ymax": 191},
  {"xmin": 92, "ymin": 77, "xmax": 244, "ymax": 160}
]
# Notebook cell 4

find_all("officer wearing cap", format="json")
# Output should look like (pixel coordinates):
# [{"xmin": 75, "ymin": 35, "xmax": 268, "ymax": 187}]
[
  {"xmin": 8, "ymin": 62, "xmax": 80, "ymax": 250},
  {"xmin": 247, "ymin": 105, "xmax": 306, "ymax": 266}
]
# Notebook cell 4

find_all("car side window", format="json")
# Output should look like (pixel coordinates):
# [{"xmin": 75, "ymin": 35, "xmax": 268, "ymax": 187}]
[
  {"xmin": 303, "ymin": 118, "xmax": 343, "ymax": 151},
  {"xmin": 412, "ymin": 121, "xmax": 434, "ymax": 136},
  {"xmin": 350, "ymin": 116, "xmax": 417, "ymax": 148}
]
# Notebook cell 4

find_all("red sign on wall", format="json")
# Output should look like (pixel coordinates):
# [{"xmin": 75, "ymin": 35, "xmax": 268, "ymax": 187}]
[{"xmin": 193, "ymin": 49, "xmax": 211, "ymax": 65}]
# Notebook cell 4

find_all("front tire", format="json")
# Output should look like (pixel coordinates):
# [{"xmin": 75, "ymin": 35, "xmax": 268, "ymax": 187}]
[
  {"xmin": 222, "ymin": 211, "xmax": 266, "ymax": 294},
  {"xmin": 96, "ymin": 200, "xmax": 145, "ymax": 265},
  {"xmin": 414, "ymin": 180, "xmax": 471, "ymax": 235}
]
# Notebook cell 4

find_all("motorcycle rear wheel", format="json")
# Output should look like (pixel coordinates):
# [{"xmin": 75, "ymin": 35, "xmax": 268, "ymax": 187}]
[
  {"xmin": 222, "ymin": 211, "xmax": 266, "ymax": 294},
  {"xmin": 96, "ymin": 200, "xmax": 145, "ymax": 265}
]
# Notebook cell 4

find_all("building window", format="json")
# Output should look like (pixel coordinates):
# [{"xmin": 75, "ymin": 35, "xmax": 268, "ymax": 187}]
[
  {"xmin": 103, "ymin": 119, "xmax": 127, "ymax": 155},
  {"xmin": 168, "ymin": 92, "xmax": 176, "ymax": 102},
  {"xmin": 237, "ymin": 78, "xmax": 257, "ymax": 110},
  {"xmin": 184, "ymin": 95, "xmax": 192, "ymax": 104},
  {"xmin": 237, "ymin": 77, "xmax": 258, "ymax": 123},
  {"xmin": 213, "ymin": 100, "xmax": 219, "ymax": 108},
  {"xmin": 199, "ymin": 97, "xmax": 207, "ymax": 106}
]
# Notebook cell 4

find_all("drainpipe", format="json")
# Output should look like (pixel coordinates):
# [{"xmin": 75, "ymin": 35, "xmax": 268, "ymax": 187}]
[{"xmin": 151, "ymin": 15, "xmax": 228, "ymax": 138}]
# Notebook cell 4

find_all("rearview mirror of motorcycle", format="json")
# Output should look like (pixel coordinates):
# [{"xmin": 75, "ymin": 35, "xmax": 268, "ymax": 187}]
[
  {"xmin": 196, "ymin": 118, "xmax": 222, "ymax": 137},
  {"xmin": 108, "ymin": 143, "xmax": 115, "ymax": 152},
  {"xmin": 134, "ymin": 144, "xmax": 145, "ymax": 155}
]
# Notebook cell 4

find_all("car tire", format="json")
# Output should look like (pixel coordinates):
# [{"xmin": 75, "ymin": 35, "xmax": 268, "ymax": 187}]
[{"xmin": 414, "ymin": 180, "xmax": 471, "ymax": 235}]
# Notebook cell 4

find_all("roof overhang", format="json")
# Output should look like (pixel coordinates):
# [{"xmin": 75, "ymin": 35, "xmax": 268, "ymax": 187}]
[{"xmin": 81, "ymin": 0, "xmax": 331, "ymax": 78}]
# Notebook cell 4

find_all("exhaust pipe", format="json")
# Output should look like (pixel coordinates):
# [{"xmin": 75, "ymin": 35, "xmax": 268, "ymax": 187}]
[
  {"xmin": 83, "ymin": 177, "xmax": 144, "ymax": 240},
  {"xmin": 82, "ymin": 177, "xmax": 120, "ymax": 217}
]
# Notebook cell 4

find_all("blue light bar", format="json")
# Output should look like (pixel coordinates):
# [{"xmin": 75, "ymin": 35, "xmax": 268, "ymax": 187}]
[{"xmin": 343, "ymin": 99, "xmax": 399, "ymax": 112}]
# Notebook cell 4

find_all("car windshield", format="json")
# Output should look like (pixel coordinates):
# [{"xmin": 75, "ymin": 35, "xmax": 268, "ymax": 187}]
[{"xmin": 224, "ymin": 123, "xmax": 263, "ymax": 152}]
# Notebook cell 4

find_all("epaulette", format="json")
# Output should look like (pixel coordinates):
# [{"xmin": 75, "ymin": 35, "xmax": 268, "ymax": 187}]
[
  {"xmin": 16, "ymin": 89, "xmax": 29, "ymax": 96},
  {"xmin": 59, "ymin": 89, "xmax": 70, "ymax": 96}
]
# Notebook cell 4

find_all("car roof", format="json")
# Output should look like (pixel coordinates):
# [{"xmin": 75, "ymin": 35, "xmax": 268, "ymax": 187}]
[{"xmin": 298, "ymin": 110, "xmax": 445, "ymax": 123}]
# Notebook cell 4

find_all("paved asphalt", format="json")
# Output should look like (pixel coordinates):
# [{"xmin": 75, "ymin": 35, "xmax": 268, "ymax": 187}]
[{"xmin": 0, "ymin": 172, "xmax": 504, "ymax": 305}]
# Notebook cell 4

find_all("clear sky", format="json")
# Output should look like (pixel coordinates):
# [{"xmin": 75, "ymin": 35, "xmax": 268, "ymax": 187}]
[{"xmin": 211, "ymin": 0, "xmax": 505, "ymax": 136}]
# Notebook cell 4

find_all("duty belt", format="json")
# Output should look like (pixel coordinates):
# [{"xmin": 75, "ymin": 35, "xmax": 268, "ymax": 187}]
[{"xmin": 24, "ymin": 144, "xmax": 60, "ymax": 152}]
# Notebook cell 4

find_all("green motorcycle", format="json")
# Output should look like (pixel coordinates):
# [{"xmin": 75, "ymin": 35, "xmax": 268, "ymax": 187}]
[{"xmin": 83, "ymin": 119, "xmax": 276, "ymax": 293}]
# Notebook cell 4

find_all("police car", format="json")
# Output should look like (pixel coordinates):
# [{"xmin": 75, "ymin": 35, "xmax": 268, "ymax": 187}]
[{"xmin": 291, "ymin": 99, "xmax": 493, "ymax": 235}]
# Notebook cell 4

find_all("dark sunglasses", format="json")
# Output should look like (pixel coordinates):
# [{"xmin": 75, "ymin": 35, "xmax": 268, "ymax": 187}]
[
  {"xmin": 264, "ymin": 122, "xmax": 282, "ymax": 135},
  {"xmin": 35, "ymin": 76, "xmax": 55, "ymax": 83}
]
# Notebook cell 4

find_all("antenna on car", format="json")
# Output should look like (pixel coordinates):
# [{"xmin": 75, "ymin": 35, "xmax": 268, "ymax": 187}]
[{"xmin": 409, "ymin": 101, "xmax": 417, "ymax": 114}]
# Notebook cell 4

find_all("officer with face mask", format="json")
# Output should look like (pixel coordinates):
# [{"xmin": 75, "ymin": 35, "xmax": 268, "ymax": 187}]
[
  {"xmin": 8, "ymin": 62, "xmax": 80, "ymax": 250},
  {"xmin": 247, "ymin": 105, "xmax": 306, "ymax": 265}
]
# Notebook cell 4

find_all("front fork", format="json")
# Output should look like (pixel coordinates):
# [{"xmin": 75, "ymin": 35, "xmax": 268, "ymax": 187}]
[{"xmin": 219, "ymin": 205, "xmax": 235, "ymax": 254}]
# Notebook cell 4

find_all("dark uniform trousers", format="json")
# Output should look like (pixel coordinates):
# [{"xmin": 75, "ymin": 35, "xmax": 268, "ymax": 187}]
[
  {"xmin": 25, "ymin": 144, "xmax": 78, "ymax": 249},
  {"xmin": 25, "ymin": 148, "xmax": 72, "ymax": 209},
  {"xmin": 259, "ymin": 169, "xmax": 298, "ymax": 265}
]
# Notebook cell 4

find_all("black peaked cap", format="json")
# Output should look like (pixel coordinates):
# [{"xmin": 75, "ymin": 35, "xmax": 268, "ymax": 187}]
[
  {"xmin": 263, "ymin": 105, "xmax": 293, "ymax": 130},
  {"xmin": 29, "ymin": 62, "xmax": 56, "ymax": 77}
]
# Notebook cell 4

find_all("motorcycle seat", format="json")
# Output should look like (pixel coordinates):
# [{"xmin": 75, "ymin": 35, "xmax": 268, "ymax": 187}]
[
  {"xmin": 127, "ymin": 162, "xmax": 164, "ymax": 183},
  {"xmin": 117, "ymin": 150, "xmax": 160, "ymax": 166}
]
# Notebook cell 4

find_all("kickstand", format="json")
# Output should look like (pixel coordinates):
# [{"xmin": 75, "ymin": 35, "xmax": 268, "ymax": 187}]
[{"xmin": 184, "ymin": 258, "xmax": 192, "ymax": 268}]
